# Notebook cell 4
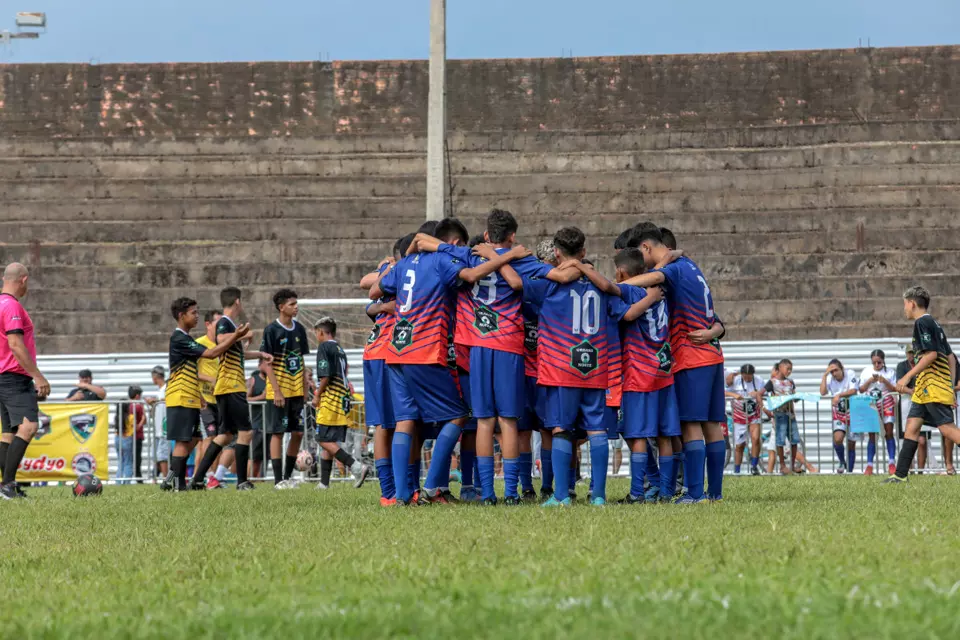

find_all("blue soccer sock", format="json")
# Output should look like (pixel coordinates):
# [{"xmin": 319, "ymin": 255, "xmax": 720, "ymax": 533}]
[
  {"xmin": 477, "ymin": 456, "xmax": 496, "ymax": 501},
  {"xmin": 645, "ymin": 449, "xmax": 660, "ymax": 489},
  {"xmin": 391, "ymin": 433, "xmax": 412, "ymax": 502},
  {"xmin": 552, "ymin": 438, "xmax": 573, "ymax": 501},
  {"xmin": 409, "ymin": 460, "xmax": 421, "ymax": 493},
  {"xmin": 886, "ymin": 437, "xmax": 897, "ymax": 463},
  {"xmin": 460, "ymin": 447, "xmax": 476, "ymax": 489},
  {"xmin": 734, "ymin": 464, "xmax": 741, "ymax": 474},
  {"xmin": 503, "ymin": 458, "xmax": 520, "ymax": 498},
  {"xmin": 673, "ymin": 452, "xmax": 683, "ymax": 492},
  {"xmin": 540, "ymin": 447, "xmax": 554, "ymax": 492},
  {"xmin": 847, "ymin": 448, "xmax": 856, "ymax": 473},
  {"xmin": 683, "ymin": 440, "xmax": 706, "ymax": 500},
  {"xmin": 588, "ymin": 434, "xmax": 608, "ymax": 500},
  {"xmin": 424, "ymin": 422, "xmax": 462, "ymax": 492},
  {"xmin": 705, "ymin": 440, "xmax": 725, "ymax": 500},
  {"xmin": 630, "ymin": 452, "xmax": 647, "ymax": 499},
  {"xmin": 659, "ymin": 455, "xmax": 675, "ymax": 498},
  {"xmin": 569, "ymin": 456, "xmax": 577, "ymax": 493},
  {"xmin": 518, "ymin": 452, "xmax": 534, "ymax": 492},
  {"xmin": 867, "ymin": 440, "xmax": 876, "ymax": 466},
  {"xmin": 833, "ymin": 443, "xmax": 846, "ymax": 467},
  {"xmin": 473, "ymin": 455, "xmax": 481, "ymax": 487},
  {"xmin": 750, "ymin": 456, "xmax": 759, "ymax": 469},
  {"xmin": 375, "ymin": 458, "xmax": 395, "ymax": 499}
]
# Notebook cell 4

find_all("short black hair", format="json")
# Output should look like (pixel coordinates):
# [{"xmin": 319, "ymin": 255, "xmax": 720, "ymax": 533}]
[
  {"xmin": 659, "ymin": 227, "xmax": 678, "ymax": 250},
  {"xmin": 128, "ymin": 385, "xmax": 142, "ymax": 399},
  {"xmin": 273, "ymin": 288, "xmax": 298, "ymax": 311},
  {"xmin": 436, "ymin": 217, "xmax": 469, "ymax": 245},
  {"xmin": 395, "ymin": 233, "xmax": 415, "ymax": 257},
  {"xmin": 553, "ymin": 226, "xmax": 585, "ymax": 258},
  {"xmin": 468, "ymin": 234, "xmax": 485, "ymax": 248},
  {"xmin": 417, "ymin": 220, "xmax": 439, "ymax": 236},
  {"xmin": 903, "ymin": 285, "xmax": 930, "ymax": 309},
  {"xmin": 829, "ymin": 358, "xmax": 844, "ymax": 372},
  {"xmin": 614, "ymin": 248, "xmax": 645, "ymax": 277},
  {"xmin": 313, "ymin": 316, "xmax": 337, "ymax": 336},
  {"xmin": 204, "ymin": 310, "xmax": 220, "ymax": 323},
  {"xmin": 740, "ymin": 364, "xmax": 755, "ymax": 375},
  {"xmin": 220, "ymin": 286, "xmax": 242, "ymax": 309},
  {"xmin": 171, "ymin": 297, "xmax": 197, "ymax": 321},
  {"xmin": 626, "ymin": 222, "xmax": 663, "ymax": 249},
  {"xmin": 487, "ymin": 209, "xmax": 518, "ymax": 244},
  {"xmin": 78, "ymin": 369, "xmax": 93, "ymax": 379},
  {"xmin": 614, "ymin": 229, "xmax": 632, "ymax": 251}
]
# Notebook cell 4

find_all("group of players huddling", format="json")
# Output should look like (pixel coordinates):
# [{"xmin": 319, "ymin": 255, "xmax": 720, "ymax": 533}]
[{"xmin": 361, "ymin": 210, "xmax": 728, "ymax": 506}]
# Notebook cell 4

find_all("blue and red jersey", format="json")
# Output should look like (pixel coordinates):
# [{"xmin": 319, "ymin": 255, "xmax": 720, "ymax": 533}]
[
  {"xmin": 379, "ymin": 251, "xmax": 464, "ymax": 366},
  {"xmin": 522, "ymin": 301, "xmax": 539, "ymax": 379},
  {"xmin": 363, "ymin": 263, "xmax": 395, "ymax": 362},
  {"xmin": 523, "ymin": 276, "xmax": 619, "ymax": 390},
  {"xmin": 440, "ymin": 244, "xmax": 552, "ymax": 355},
  {"xmin": 605, "ymin": 320, "xmax": 623, "ymax": 407},
  {"xmin": 656, "ymin": 257, "xmax": 723, "ymax": 372},
  {"xmin": 619, "ymin": 284, "xmax": 674, "ymax": 392}
]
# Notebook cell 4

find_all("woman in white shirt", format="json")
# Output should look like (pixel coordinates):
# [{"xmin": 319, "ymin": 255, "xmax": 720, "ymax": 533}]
[
  {"xmin": 858, "ymin": 349, "xmax": 898, "ymax": 476},
  {"xmin": 820, "ymin": 359, "xmax": 859, "ymax": 474}
]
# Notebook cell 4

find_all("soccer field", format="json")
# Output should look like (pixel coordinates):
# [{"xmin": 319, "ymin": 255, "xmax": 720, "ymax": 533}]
[{"xmin": 2, "ymin": 477, "xmax": 958, "ymax": 639}]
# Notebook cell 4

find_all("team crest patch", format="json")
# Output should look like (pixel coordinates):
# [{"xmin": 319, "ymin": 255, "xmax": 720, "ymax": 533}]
[
  {"xmin": 656, "ymin": 343, "xmax": 673, "ymax": 373},
  {"xmin": 524, "ymin": 321, "xmax": 538, "ymax": 352},
  {"xmin": 392, "ymin": 319, "xmax": 415, "ymax": 352},
  {"xmin": 367, "ymin": 324, "xmax": 381, "ymax": 344},
  {"xmin": 474, "ymin": 306, "xmax": 500, "ymax": 335},
  {"xmin": 69, "ymin": 413, "xmax": 97, "ymax": 443},
  {"xmin": 570, "ymin": 340, "xmax": 599, "ymax": 376}
]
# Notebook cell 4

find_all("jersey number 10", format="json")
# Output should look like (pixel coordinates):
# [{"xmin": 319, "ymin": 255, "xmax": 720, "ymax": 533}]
[{"xmin": 569, "ymin": 290, "xmax": 601, "ymax": 336}]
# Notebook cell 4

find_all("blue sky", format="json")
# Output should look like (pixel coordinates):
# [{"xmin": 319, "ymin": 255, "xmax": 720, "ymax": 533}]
[{"xmin": 2, "ymin": 0, "xmax": 958, "ymax": 63}]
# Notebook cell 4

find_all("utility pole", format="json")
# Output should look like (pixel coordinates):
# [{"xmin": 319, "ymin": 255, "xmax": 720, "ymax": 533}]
[{"xmin": 425, "ymin": 0, "xmax": 446, "ymax": 221}]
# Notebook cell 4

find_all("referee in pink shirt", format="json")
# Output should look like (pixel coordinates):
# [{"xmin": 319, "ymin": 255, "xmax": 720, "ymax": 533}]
[{"xmin": 0, "ymin": 263, "xmax": 50, "ymax": 500}]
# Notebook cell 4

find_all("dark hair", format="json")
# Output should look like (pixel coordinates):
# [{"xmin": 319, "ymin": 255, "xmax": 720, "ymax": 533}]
[
  {"xmin": 171, "ymin": 297, "xmax": 197, "ymax": 321},
  {"xmin": 417, "ymin": 220, "xmax": 439, "ymax": 236},
  {"xmin": 614, "ymin": 229, "xmax": 632, "ymax": 251},
  {"xmin": 128, "ymin": 385, "xmax": 142, "ymax": 399},
  {"xmin": 204, "ymin": 310, "xmax": 220, "ymax": 323},
  {"xmin": 487, "ymin": 209, "xmax": 518, "ymax": 244},
  {"xmin": 903, "ymin": 285, "xmax": 930, "ymax": 309},
  {"xmin": 626, "ymin": 222, "xmax": 663, "ymax": 249},
  {"xmin": 465, "ymin": 234, "xmax": 483, "ymax": 248},
  {"xmin": 740, "ymin": 364, "xmax": 755, "ymax": 375},
  {"xmin": 273, "ymin": 288, "xmax": 298, "ymax": 311},
  {"xmin": 553, "ymin": 226, "xmax": 585, "ymax": 258},
  {"xmin": 220, "ymin": 286, "xmax": 242, "ymax": 309},
  {"xmin": 778, "ymin": 358, "xmax": 793, "ymax": 369},
  {"xmin": 614, "ymin": 247, "xmax": 645, "ymax": 277},
  {"xmin": 436, "ymin": 218, "xmax": 469, "ymax": 245},
  {"xmin": 659, "ymin": 227, "xmax": 678, "ymax": 250},
  {"xmin": 582, "ymin": 258, "xmax": 595, "ymax": 267},
  {"xmin": 870, "ymin": 349, "xmax": 886, "ymax": 366},
  {"xmin": 78, "ymin": 369, "xmax": 92, "ymax": 379},
  {"xmin": 828, "ymin": 358, "xmax": 844, "ymax": 373},
  {"xmin": 314, "ymin": 316, "xmax": 337, "ymax": 336},
  {"xmin": 395, "ymin": 233, "xmax": 415, "ymax": 257}
]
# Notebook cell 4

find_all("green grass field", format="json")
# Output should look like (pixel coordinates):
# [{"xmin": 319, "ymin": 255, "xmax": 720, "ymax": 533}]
[{"xmin": 2, "ymin": 476, "xmax": 959, "ymax": 639}]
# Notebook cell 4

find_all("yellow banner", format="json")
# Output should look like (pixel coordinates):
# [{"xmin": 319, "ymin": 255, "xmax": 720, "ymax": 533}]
[{"xmin": 17, "ymin": 403, "xmax": 110, "ymax": 482}]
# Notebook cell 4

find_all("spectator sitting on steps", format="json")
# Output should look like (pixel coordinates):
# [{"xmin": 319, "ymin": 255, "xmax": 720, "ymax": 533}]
[{"xmin": 66, "ymin": 369, "xmax": 106, "ymax": 401}]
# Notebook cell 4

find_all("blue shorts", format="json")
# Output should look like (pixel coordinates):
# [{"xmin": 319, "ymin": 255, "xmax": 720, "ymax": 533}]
[
  {"xmin": 458, "ymin": 371, "xmax": 477, "ymax": 432},
  {"xmin": 674, "ymin": 363, "xmax": 727, "ymax": 424},
  {"xmin": 621, "ymin": 387, "xmax": 681, "ymax": 440},
  {"xmin": 362, "ymin": 359, "xmax": 395, "ymax": 429},
  {"xmin": 542, "ymin": 386, "xmax": 606, "ymax": 433},
  {"xmin": 388, "ymin": 364, "xmax": 468, "ymax": 424},
  {"xmin": 519, "ymin": 376, "xmax": 545, "ymax": 432},
  {"xmin": 604, "ymin": 406, "xmax": 621, "ymax": 440},
  {"xmin": 469, "ymin": 347, "xmax": 525, "ymax": 419}
]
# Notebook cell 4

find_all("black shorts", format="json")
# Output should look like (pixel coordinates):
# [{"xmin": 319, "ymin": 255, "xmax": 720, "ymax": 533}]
[
  {"xmin": 200, "ymin": 403, "xmax": 220, "ymax": 438},
  {"xmin": 264, "ymin": 397, "xmax": 305, "ymax": 434},
  {"xmin": 167, "ymin": 406, "xmax": 201, "ymax": 442},
  {"xmin": 216, "ymin": 392, "xmax": 252, "ymax": 435},
  {"xmin": 908, "ymin": 402, "xmax": 955, "ymax": 428},
  {"xmin": 316, "ymin": 425, "xmax": 348, "ymax": 443},
  {"xmin": 0, "ymin": 373, "xmax": 39, "ymax": 434}
]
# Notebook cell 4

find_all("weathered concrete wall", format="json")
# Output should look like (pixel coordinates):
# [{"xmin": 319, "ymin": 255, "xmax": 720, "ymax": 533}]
[{"xmin": 1, "ymin": 46, "xmax": 959, "ymax": 353}]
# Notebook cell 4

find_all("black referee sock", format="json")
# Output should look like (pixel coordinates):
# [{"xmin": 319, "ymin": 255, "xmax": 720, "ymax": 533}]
[
  {"xmin": 320, "ymin": 459, "xmax": 333, "ymax": 485},
  {"xmin": 334, "ymin": 448, "xmax": 356, "ymax": 469},
  {"xmin": 0, "ymin": 441, "xmax": 8, "ymax": 477},
  {"xmin": 192, "ymin": 443, "xmax": 222, "ymax": 484},
  {"xmin": 895, "ymin": 438, "xmax": 919, "ymax": 479},
  {"xmin": 235, "ymin": 444, "xmax": 250, "ymax": 484},
  {"xmin": 2, "ymin": 437, "xmax": 29, "ymax": 485},
  {"xmin": 271, "ymin": 457, "xmax": 283, "ymax": 484},
  {"xmin": 284, "ymin": 455, "xmax": 297, "ymax": 480}
]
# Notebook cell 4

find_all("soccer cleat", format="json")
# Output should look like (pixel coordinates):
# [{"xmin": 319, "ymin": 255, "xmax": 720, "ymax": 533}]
[
  {"xmin": 236, "ymin": 481, "xmax": 256, "ymax": 491},
  {"xmin": 568, "ymin": 490, "xmax": 577, "ymax": 501},
  {"xmin": 750, "ymin": 466, "xmax": 761, "ymax": 476},
  {"xmin": 502, "ymin": 496, "xmax": 522, "ymax": 506},
  {"xmin": 0, "ymin": 483, "xmax": 20, "ymax": 500},
  {"xmin": 460, "ymin": 487, "xmax": 480, "ymax": 503},
  {"xmin": 352, "ymin": 463, "xmax": 371, "ymax": 489},
  {"xmin": 864, "ymin": 465, "xmax": 874, "ymax": 476},
  {"xmin": 159, "ymin": 472, "xmax": 175, "ymax": 491},
  {"xmin": 541, "ymin": 496, "xmax": 571, "ymax": 508},
  {"xmin": 521, "ymin": 489, "xmax": 539, "ymax": 503},
  {"xmin": 315, "ymin": 481, "xmax": 329, "ymax": 491},
  {"xmin": 644, "ymin": 486, "xmax": 661, "ymax": 503},
  {"xmin": 411, "ymin": 490, "xmax": 420, "ymax": 504},
  {"xmin": 14, "ymin": 485, "xmax": 28, "ymax": 499},
  {"xmin": 882, "ymin": 475, "xmax": 908, "ymax": 484},
  {"xmin": 206, "ymin": 477, "xmax": 223, "ymax": 489},
  {"xmin": 590, "ymin": 496, "xmax": 606, "ymax": 507},
  {"xmin": 189, "ymin": 480, "xmax": 206, "ymax": 491},
  {"xmin": 888, "ymin": 463, "xmax": 897, "ymax": 476},
  {"xmin": 481, "ymin": 497, "xmax": 498, "ymax": 506},
  {"xmin": 275, "ymin": 479, "xmax": 298, "ymax": 490},
  {"xmin": 708, "ymin": 496, "xmax": 724, "ymax": 503},
  {"xmin": 539, "ymin": 488, "xmax": 554, "ymax": 503},
  {"xmin": 674, "ymin": 494, "xmax": 706, "ymax": 504},
  {"xmin": 836, "ymin": 466, "xmax": 845, "ymax": 475},
  {"xmin": 380, "ymin": 497, "xmax": 397, "ymax": 507},
  {"xmin": 617, "ymin": 494, "xmax": 644, "ymax": 505}
]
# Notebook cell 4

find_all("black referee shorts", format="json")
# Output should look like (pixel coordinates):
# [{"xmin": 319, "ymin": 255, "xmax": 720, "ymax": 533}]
[
  {"xmin": 908, "ymin": 402, "xmax": 955, "ymax": 428},
  {"xmin": 216, "ymin": 392, "xmax": 252, "ymax": 435},
  {"xmin": 167, "ymin": 406, "xmax": 201, "ymax": 442},
  {"xmin": 0, "ymin": 372, "xmax": 39, "ymax": 434}
]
